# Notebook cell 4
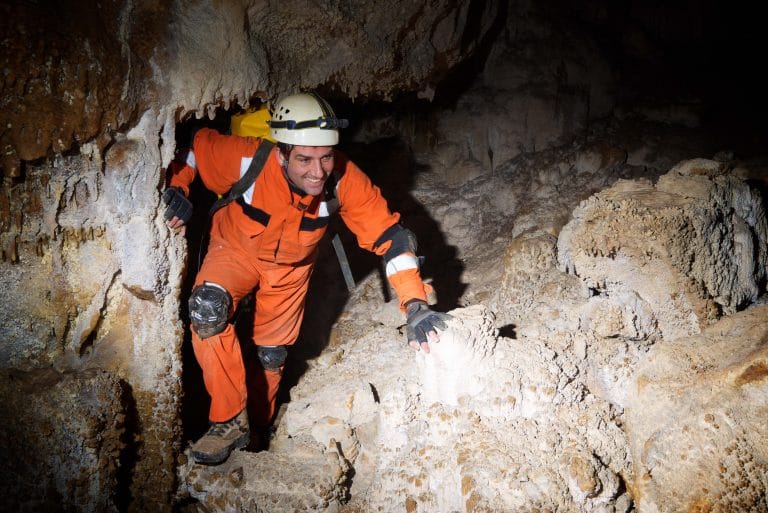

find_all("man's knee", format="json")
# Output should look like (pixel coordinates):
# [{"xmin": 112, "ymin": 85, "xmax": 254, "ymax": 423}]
[
  {"xmin": 189, "ymin": 282, "xmax": 232, "ymax": 339},
  {"xmin": 257, "ymin": 345, "xmax": 288, "ymax": 371}
]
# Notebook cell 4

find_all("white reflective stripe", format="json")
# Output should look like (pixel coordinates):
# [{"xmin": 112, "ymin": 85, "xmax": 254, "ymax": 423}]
[
  {"xmin": 186, "ymin": 149, "xmax": 196, "ymax": 168},
  {"xmin": 240, "ymin": 156, "xmax": 255, "ymax": 203},
  {"xmin": 385, "ymin": 254, "xmax": 419, "ymax": 277},
  {"xmin": 203, "ymin": 281, "xmax": 227, "ymax": 293}
]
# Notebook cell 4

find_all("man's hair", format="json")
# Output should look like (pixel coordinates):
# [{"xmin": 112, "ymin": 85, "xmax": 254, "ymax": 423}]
[{"xmin": 277, "ymin": 142, "xmax": 293, "ymax": 161}]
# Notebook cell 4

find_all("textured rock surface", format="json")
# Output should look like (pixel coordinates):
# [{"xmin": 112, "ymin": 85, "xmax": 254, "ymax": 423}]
[
  {"xmin": 626, "ymin": 305, "xmax": 768, "ymax": 512},
  {"xmin": 0, "ymin": 114, "xmax": 187, "ymax": 510},
  {"xmin": 0, "ymin": 368, "xmax": 124, "ymax": 513},
  {"xmin": 558, "ymin": 158, "xmax": 768, "ymax": 341},
  {"xmin": 0, "ymin": 1, "xmax": 165, "ymax": 176},
  {"xmin": 180, "ymin": 439, "xmax": 350, "ymax": 513},
  {"xmin": 409, "ymin": 2, "xmax": 614, "ymax": 182},
  {"xmin": 249, "ymin": 304, "xmax": 634, "ymax": 512},
  {"xmin": 247, "ymin": 0, "xmax": 504, "ymax": 101}
]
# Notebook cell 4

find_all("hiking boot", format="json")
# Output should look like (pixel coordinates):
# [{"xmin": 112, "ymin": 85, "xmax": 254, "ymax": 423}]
[{"xmin": 190, "ymin": 409, "xmax": 249, "ymax": 465}]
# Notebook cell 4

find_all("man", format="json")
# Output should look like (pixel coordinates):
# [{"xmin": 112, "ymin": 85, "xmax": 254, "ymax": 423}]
[{"xmin": 163, "ymin": 92, "xmax": 450, "ymax": 465}]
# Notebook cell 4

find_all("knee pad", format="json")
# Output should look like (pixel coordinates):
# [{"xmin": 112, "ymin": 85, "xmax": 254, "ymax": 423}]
[
  {"xmin": 188, "ymin": 282, "xmax": 232, "ymax": 339},
  {"xmin": 257, "ymin": 345, "xmax": 288, "ymax": 371}
]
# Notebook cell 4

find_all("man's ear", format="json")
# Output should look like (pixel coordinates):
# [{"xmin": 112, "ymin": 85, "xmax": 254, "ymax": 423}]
[{"xmin": 276, "ymin": 149, "xmax": 286, "ymax": 168}]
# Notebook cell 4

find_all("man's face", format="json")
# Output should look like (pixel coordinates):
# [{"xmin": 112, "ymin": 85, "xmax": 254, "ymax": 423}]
[{"xmin": 280, "ymin": 145, "xmax": 335, "ymax": 196}]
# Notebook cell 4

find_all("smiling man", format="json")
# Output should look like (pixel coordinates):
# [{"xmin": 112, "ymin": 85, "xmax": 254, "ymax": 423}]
[
  {"xmin": 163, "ymin": 92, "xmax": 451, "ymax": 465},
  {"xmin": 280, "ymin": 146, "xmax": 334, "ymax": 196}
]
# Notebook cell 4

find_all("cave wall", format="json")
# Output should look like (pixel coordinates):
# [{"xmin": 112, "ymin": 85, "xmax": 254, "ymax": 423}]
[{"xmin": 0, "ymin": 112, "xmax": 187, "ymax": 511}]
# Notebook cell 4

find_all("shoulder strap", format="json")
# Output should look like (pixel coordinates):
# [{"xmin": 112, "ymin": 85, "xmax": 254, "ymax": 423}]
[
  {"xmin": 324, "ymin": 168, "xmax": 341, "ymax": 201},
  {"xmin": 207, "ymin": 140, "xmax": 275, "ymax": 217}
]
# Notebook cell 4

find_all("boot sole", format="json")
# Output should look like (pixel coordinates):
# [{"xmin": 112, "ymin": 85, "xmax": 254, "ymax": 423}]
[{"xmin": 191, "ymin": 431, "xmax": 250, "ymax": 465}]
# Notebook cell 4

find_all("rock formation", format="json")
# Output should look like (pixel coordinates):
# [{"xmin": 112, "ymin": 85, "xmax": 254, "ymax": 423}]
[{"xmin": 179, "ymin": 158, "xmax": 768, "ymax": 513}]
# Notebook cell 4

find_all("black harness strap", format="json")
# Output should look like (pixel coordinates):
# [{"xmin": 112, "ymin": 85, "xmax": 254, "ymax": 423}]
[
  {"xmin": 235, "ymin": 197, "xmax": 271, "ymax": 226},
  {"xmin": 208, "ymin": 140, "xmax": 275, "ymax": 217},
  {"xmin": 197, "ymin": 140, "xmax": 274, "ymax": 271}
]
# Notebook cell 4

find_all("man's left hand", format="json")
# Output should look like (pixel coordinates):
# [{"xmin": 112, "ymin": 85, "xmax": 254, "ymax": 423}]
[
  {"xmin": 162, "ymin": 187, "xmax": 192, "ymax": 235},
  {"xmin": 405, "ymin": 300, "xmax": 452, "ymax": 353}
]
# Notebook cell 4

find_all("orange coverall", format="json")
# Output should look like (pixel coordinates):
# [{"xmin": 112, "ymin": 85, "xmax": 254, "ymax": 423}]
[{"xmin": 170, "ymin": 128, "xmax": 430, "ymax": 426}]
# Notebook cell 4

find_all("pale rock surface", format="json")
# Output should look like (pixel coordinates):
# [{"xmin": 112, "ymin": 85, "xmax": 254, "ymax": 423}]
[
  {"xmin": 405, "ymin": 3, "xmax": 616, "ymax": 182},
  {"xmin": 180, "ymin": 438, "xmax": 350, "ymax": 513},
  {"xmin": 0, "ymin": 112, "xmax": 187, "ymax": 509},
  {"xmin": 626, "ymin": 305, "xmax": 768, "ymax": 512},
  {"xmin": 558, "ymin": 158, "xmax": 768, "ymax": 341}
]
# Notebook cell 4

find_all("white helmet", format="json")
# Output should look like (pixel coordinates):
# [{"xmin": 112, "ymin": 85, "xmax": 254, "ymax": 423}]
[{"xmin": 269, "ymin": 93, "xmax": 348, "ymax": 146}]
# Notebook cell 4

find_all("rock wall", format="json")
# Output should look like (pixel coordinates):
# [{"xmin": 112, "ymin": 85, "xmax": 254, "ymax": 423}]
[
  {"xmin": 626, "ymin": 305, "xmax": 768, "ymax": 512},
  {"xmin": 0, "ymin": 369, "xmax": 124, "ymax": 513},
  {"xmin": 0, "ymin": 113, "xmax": 186, "ymax": 510}
]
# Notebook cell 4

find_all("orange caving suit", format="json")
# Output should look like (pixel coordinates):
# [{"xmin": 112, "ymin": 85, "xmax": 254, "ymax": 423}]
[{"xmin": 170, "ymin": 128, "xmax": 431, "ymax": 426}]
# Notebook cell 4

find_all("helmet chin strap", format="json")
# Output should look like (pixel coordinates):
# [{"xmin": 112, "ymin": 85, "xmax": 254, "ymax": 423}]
[{"xmin": 282, "ymin": 169, "xmax": 302, "ymax": 192}]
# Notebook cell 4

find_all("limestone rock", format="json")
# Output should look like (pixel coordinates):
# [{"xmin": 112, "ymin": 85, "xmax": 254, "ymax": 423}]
[
  {"xmin": 625, "ymin": 305, "xmax": 768, "ymax": 512},
  {"xmin": 270, "ymin": 305, "xmax": 634, "ymax": 512},
  {"xmin": 179, "ymin": 439, "xmax": 350, "ymax": 513},
  {"xmin": 558, "ymin": 159, "xmax": 768, "ymax": 341},
  {"xmin": 0, "ymin": 114, "xmax": 186, "ymax": 510},
  {"xmin": 249, "ymin": 0, "xmax": 504, "ymax": 101}
]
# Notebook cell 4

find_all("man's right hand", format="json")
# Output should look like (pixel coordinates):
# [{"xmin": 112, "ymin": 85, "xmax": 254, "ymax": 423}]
[
  {"xmin": 405, "ymin": 300, "xmax": 452, "ymax": 353},
  {"xmin": 163, "ymin": 187, "xmax": 193, "ymax": 235}
]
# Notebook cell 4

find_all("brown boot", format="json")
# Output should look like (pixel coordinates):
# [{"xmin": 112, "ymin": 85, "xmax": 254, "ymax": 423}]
[{"xmin": 190, "ymin": 409, "xmax": 249, "ymax": 465}]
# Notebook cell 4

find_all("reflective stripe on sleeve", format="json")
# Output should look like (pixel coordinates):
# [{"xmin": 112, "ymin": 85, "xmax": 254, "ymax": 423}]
[
  {"xmin": 186, "ymin": 149, "xmax": 197, "ymax": 169},
  {"xmin": 385, "ymin": 253, "xmax": 419, "ymax": 277}
]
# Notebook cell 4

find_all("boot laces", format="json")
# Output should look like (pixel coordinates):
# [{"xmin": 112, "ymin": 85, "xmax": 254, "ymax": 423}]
[{"xmin": 207, "ymin": 416, "xmax": 242, "ymax": 437}]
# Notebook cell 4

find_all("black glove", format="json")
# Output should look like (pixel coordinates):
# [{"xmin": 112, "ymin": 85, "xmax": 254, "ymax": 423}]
[
  {"xmin": 405, "ymin": 300, "xmax": 452, "ymax": 346},
  {"xmin": 162, "ymin": 187, "xmax": 193, "ymax": 224}
]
